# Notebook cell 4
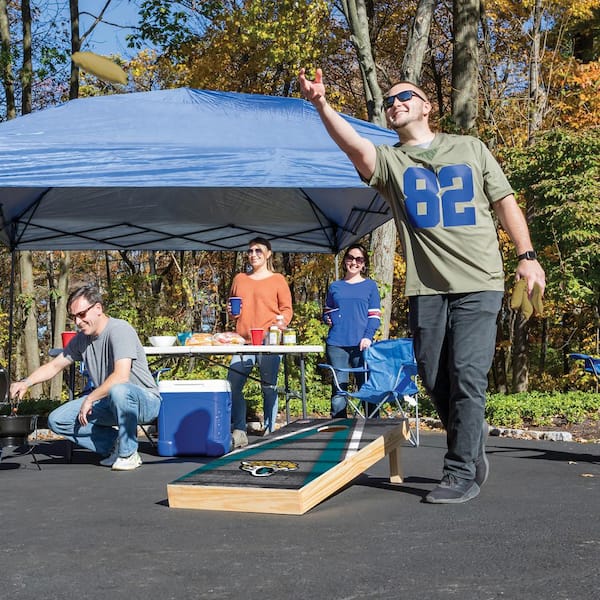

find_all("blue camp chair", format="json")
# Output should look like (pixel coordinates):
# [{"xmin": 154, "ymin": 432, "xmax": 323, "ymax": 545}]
[
  {"xmin": 319, "ymin": 338, "xmax": 420, "ymax": 446},
  {"xmin": 569, "ymin": 353, "xmax": 600, "ymax": 388}
]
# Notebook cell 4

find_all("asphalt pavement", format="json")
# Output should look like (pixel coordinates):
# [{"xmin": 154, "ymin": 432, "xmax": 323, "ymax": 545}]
[{"xmin": 1, "ymin": 429, "xmax": 598, "ymax": 600}]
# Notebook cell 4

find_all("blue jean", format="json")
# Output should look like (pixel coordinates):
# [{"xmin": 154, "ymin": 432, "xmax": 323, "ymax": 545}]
[
  {"xmin": 48, "ymin": 383, "xmax": 162, "ymax": 458},
  {"xmin": 227, "ymin": 353, "xmax": 281, "ymax": 433},
  {"xmin": 409, "ymin": 291, "xmax": 503, "ymax": 479},
  {"xmin": 326, "ymin": 345, "xmax": 377, "ymax": 418}
]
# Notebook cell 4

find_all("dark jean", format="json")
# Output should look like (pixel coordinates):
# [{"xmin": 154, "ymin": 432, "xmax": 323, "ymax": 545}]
[
  {"xmin": 409, "ymin": 291, "xmax": 503, "ymax": 479},
  {"xmin": 326, "ymin": 344, "xmax": 377, "ymax": 418},
  {"xmin": 227, "ymin": 353, "xmax": 281, "ymax": 433}
]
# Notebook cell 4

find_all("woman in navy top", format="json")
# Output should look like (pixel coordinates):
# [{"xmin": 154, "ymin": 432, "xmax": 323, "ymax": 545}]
[{"xmin": 324, "ymin": 243, "xmax": 381, "ymax": 417}]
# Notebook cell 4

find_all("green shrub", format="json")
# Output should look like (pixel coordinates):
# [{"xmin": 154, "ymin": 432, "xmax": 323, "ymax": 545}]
[
  {"xmin": 0, "ymin": 398, "xmax": 62, "ymax": 416},
  {"xmin": 486, "ymin": 391, "xmax": 600, "ymax": 428}
]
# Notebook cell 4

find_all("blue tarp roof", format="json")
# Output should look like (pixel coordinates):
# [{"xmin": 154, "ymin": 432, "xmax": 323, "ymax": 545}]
[{"xmin": 0, "ymin": 87, "xmax": 397, "ymax": 253}]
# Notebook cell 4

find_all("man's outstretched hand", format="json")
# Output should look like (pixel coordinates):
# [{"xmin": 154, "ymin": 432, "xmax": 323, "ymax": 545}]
[{"xmin": 299, "ymin": 67, "xmax": 325, "ymax": 105}]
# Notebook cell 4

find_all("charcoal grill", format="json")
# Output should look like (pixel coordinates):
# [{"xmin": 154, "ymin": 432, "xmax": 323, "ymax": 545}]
[{"xmin": 0, "ymin": 365, "xmax": 40, "ymax": 469}]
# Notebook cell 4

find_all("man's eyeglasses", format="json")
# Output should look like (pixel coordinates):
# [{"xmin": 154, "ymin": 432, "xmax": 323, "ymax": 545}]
[
  {"xmin": 247, "ymin": 248, "xmax": 264, "ymax": 256},
  {"xmin": 68, "ymin": 303, "xmax": 97, "ymax": 321},
  {"xmin": 382, "ymin": 89, "xmax": 427, "ymax": 110},
  {"xmin": 345, "ymin": 254, "xmax": 365, "ymax": 265}
]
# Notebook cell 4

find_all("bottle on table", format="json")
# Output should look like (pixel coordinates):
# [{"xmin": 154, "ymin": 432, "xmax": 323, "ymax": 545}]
[
  {"xmin": 268, "ymin": 315, "xmax": 285, "ymax": 345},
  {"xmin": 282, "ymin": 326, "xmax": 296, "ymax": 345}
]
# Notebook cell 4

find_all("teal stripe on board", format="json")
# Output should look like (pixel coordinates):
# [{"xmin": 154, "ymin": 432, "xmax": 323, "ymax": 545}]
[
  {"xmin": 173, "ymin": 419, "xmax": 356, "ymax": 486},
  {"xmin": 302, "ymin": 422, "xmax": 354, "ymax": 485}
]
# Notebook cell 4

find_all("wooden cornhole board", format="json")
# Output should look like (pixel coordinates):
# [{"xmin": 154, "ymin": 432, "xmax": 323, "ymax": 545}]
[{"xmin": 167, "ymin": 417, "xmax": 409, "ymax": 515}]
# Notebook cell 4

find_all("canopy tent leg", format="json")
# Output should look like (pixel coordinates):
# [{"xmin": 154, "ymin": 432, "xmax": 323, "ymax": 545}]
[{"xmin": 6, "ymin": 250, "xmax": 16, "ymax": 382}]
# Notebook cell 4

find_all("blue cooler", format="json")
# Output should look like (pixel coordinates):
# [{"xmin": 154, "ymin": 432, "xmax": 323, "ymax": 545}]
[{"xmin": 158, "ymin": 380, "xmax": 231, "ymax": 457}]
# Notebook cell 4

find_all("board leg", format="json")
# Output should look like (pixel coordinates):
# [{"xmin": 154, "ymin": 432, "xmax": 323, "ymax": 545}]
[{"xmin": 388, "ymin": 444, "xmax": 403, "ymax": 483}]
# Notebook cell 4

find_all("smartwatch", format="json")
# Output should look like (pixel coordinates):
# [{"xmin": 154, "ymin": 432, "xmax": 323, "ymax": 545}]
[{"xmin": 517, "ymin": 250, "xmax": 537, "ymax": 261}]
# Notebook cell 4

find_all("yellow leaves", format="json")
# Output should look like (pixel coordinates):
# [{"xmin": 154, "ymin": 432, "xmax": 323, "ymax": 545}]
[
  {"xmin": 515, "ymin": 0, "xmax": 597, "ymax": 19},
  {"xmin": 167, "ymin": 0, "xmax": 336, "ymax": 94},
  {"xmin": 549, "ymin": 59, "xmax": 600, "ymax": 130},
  {"xmin": 563, "ymin": 0, "xmax": 599, "ymax": 20}
]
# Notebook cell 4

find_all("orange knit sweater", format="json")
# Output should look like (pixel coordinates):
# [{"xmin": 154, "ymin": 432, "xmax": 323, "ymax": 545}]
[{"xmin": 230, "ymin": 272, "xmax": 293, "ymax": 342}]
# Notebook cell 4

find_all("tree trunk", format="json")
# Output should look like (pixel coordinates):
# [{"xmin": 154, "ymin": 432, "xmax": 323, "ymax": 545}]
[
  {"xmin": 479, "ymin": 1, "xmax": 496, "ymax": 148},
  {"xmin": 0, "ymin": 0, "xmax": 16, "ymax": 119},
  {"xmin": 21, "ymin": 0, "xmax": 32, "ymax": 115},
  {"xmin": 50, "ymin": 252, "xmax": 71, "ymax": 400},
  {"xmin": 528, "ymin": 0, "xmax": 546, "ymax": 141},
  {"xmin": 451, "ymin": 0, "xmax": 480, "ymax": 132},
  {"xmin": 69, "ymin": 0, "xmax": 80, "ymax": 99},
  {"xmin": 369, "ymin": 220, "xmax": 396, "ymax": 339},
  {"xmin": 401, "ymin": 0, "xmax": 436, "ymax": 85},
  {"xmin": 19, "ymin": 251, "xmax": 43, "ymax": 397},
  {"xmin": 512, "ymin": 314, "xmax": 529, "ymax": 392},
  {"xmin": 339, "ymin": 0, "xmax": 385, "ymax": 125}
]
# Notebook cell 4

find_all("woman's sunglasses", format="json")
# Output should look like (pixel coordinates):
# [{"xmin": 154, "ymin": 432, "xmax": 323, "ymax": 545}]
[{"xmin": 345, "ymin": 254, "xmax": 365, "ymax": 265}]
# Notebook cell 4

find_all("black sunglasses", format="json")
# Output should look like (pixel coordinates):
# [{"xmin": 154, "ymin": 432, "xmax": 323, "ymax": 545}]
[
  {"xmin": 68, "ymin": 303, "xmax": 97, "ymax": 321},
  {"xmin": 345, "ymin": 254, "xmax": 365, "ymax": 265},
  {"xmin": 382, "ymin": 89, "xmax": 428, "ymax": 110}
]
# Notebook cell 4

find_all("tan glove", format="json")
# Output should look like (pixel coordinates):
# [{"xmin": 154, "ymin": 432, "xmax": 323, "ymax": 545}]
[
  {"xmin": 531, "ymin": 282, "xmax": 544, "ymax": 317},
  {"xmin": 510, "ymin": 278, "xmax": 543, "ymax": 321}
]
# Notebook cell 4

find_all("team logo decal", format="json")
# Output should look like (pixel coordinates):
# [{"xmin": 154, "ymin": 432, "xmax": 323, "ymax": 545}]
[{"xmin": 240, "ymin": 460, "xmax": 299, "ymax": 477}]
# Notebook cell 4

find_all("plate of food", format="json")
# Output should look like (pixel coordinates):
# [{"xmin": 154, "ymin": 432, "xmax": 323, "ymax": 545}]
[
  {"xmin": 212, "ymin": 332, "xmax": 245, "ymax": 345},
  {"xmin": 185, "ymin": 333, "xmax": 214, "ymax": 346}
]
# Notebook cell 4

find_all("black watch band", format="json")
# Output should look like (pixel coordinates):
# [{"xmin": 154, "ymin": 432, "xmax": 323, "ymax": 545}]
[{"xmin": 517, "ymin": 250, "xmax": 537, "ymax": 261}]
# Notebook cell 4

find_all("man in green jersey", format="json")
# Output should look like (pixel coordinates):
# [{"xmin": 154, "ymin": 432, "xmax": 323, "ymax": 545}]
[{"xmin": 299, "ymin": 68, "xmax": 546, "ymax": 504}]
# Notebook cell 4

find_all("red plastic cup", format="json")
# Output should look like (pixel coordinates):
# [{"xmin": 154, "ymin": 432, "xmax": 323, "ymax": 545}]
[
  {"xmin": 250, "ymin": 328, "xmax": 264, "ymax": 345},
  {"xmin": 61, "ymin": 331, "xmax": 77, "ymax": 348}
]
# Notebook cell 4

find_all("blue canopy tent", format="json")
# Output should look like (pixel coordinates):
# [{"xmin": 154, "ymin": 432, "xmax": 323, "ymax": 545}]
[
  {"xmin": 0, "ymin": 87, "xmax": 398, "ymax": 377},
  {"xmin": 0, "ymin": 87, "xmax": 397, "ymax": 253}
]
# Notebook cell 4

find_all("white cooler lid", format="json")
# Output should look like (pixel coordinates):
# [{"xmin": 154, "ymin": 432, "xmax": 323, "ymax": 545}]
[{"xmin": 158, "ymin": 379, "xmax": 231, "ymax": 393}]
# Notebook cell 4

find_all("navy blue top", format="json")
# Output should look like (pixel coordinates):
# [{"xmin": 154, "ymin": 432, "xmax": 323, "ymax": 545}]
[{"xmin": 324, "ymin": 279, "xmax": 381, "ymax": 347}]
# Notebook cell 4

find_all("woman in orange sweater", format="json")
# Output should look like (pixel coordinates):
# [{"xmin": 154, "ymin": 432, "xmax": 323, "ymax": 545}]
[{"xmin": 228, "ymin": 237, "xmax": 293, "ymax": 447}]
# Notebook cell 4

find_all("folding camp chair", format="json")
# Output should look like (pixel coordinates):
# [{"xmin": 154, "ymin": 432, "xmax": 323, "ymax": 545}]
[
  {"xmin": 569, "ymin": 353, "xmax": 600, "ymax": 391},
  {"xmin": 319, "ymin": 338, "xmax": 420, "ymax": 446}
]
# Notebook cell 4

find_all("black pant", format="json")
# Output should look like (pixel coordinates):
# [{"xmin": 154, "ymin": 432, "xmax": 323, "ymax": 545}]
[{"xmin": 409, "ymin": 291, "xmax": 502, "ymax": 479}]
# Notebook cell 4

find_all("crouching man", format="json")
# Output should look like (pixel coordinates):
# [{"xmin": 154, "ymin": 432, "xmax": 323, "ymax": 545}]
[{"xmin": 10, "ymin": 285, "xmax": 161, "ymax": 471}]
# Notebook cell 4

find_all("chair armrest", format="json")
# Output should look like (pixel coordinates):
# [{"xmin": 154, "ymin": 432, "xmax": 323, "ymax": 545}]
[
  {"xmin": 152, "ymin": 367, "xmax": 171, "ymax": 383},
  {"xmin": 569, "ymin": 353, "xmax": 600, "ymax": 376},
  {"xmin": 569, "ymin": 353, "xmax": 591, "ymax": 360},
  {"xmin": 317, "ymin": 364, "xmax": 367, "ymax": 373},
  {"xmin": 318, "ymin": 363, "xmax": 367, "ymax": 394}
]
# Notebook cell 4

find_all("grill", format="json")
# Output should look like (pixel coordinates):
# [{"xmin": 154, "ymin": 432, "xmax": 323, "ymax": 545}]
[{"xmin": 0, "ymin": 365, "xmax": 40, "ymax": 469}]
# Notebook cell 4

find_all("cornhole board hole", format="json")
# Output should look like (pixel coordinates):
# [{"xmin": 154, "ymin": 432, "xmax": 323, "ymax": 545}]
[{"xmin": 167, "ymin": 417, "xmax": 409, "ymax": 515}]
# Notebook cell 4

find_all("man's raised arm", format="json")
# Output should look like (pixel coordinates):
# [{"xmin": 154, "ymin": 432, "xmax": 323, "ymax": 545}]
[{"xmin": 298, "ymin": 68, "xmax": 377, "ymax": 181}]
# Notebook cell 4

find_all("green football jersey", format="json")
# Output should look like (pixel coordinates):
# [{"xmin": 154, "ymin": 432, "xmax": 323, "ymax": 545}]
[{"xmin": 369, "ymin": 133, "xmax": 513, "ymax": 295}]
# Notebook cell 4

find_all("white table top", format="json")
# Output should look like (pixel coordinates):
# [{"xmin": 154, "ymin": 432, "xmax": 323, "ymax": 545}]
[{"xmin": 143, "ymin": 344, "xmax": 323, "ymax": 356}]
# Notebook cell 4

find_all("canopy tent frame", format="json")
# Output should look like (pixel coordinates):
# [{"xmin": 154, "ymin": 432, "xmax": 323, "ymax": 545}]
[{"xmin": 0, "ymin": 87, "xmax": 398, "ymax": 379}]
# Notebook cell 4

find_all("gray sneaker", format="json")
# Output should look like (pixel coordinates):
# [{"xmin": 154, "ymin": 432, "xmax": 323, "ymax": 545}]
[
  {"xmin": 231, "ymin": 429, "xmax": 249, "ymax": 450},
  {"xmin": 474, "ymin": 421, "xmax": 490, "ymax": 486},
  {"xmin": 425, "ymin": 474, "xmax": 480, "ymax": 504},
  {"xmin": 99, "ymin": 441, "xmax": 119, "ymax": 467}
]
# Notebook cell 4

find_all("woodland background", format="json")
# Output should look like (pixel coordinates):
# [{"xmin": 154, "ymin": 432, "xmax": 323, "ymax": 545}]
[{"xmin": 0, "ymin": 1, "xmax": 599, "ymax": 415}]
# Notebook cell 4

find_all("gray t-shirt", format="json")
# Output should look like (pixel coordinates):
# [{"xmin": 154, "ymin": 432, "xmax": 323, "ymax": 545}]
[
  {"xmin": 369, "ymin": 133, "xmax": 513, "ymax": 295},
  {"xmin": 64, "ymin": 317, "xmax": 160, "ymax": 399}
]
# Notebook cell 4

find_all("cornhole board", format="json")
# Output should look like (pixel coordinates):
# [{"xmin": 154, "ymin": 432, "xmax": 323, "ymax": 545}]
[{"xmin": 167, "ymin": 417, "xmax": 409, "ymax": 515}]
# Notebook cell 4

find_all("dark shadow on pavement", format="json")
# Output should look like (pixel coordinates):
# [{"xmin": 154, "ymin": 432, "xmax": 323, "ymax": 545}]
[{"xmin": 486, "ymin": 443, "xmax": 599, "ymax": 464}]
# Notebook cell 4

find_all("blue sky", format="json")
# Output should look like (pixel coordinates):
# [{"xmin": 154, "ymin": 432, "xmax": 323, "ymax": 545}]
[{"xmin": 78, "ymin": 0, "xmax": 143, "ymax": 58}]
